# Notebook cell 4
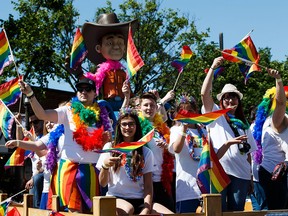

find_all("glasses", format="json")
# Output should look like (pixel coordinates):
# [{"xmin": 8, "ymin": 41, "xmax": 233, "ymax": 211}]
[
  {"xmin": 120, "ymin": 122, "xmax": 136, "ymax": 128},
  {"xmin": 77, "ymin": 86, "xmax": 94, "ymax": 93}
]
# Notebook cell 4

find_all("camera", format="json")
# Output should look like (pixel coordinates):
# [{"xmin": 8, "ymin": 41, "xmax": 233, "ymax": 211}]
[{"xmin": 238, "ymin": 141, "xmax": 251, "ymax": 154}]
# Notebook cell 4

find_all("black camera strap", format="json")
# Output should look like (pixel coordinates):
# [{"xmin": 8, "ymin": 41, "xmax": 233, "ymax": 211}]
[{"xmin": 227, "ymin": 120, "xmax": 240, "ymax": 137}]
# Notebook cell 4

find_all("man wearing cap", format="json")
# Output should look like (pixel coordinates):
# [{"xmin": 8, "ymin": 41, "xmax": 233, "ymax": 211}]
[
  {"xmin": 18, "ymin": 77, "xmax": 112, "ymax": 212},
  {"xmin": 201, "ymin": 56, "xmax": 257, "ymax": 211},
  {"xmin": 68, "ymin": 13, "xmax": 138, "ymax": 111}
]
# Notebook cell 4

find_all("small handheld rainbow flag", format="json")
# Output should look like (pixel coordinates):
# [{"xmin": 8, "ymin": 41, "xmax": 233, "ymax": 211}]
[
  {"xmin": 96, "ymin": 129, "xmax": 154, "ymax": 153},
  {"xmin": 174, "ymin": 108, "xmax": 231, "ymax": 125},
  {"xmin": 0, "ymin": 198, "xmax": 11, "ymax": 216},
  {"xmin": 0, "ymin": 29, "xmax": 13, "ymax": 75},
  {"xmin": 0, "ymin": 100, "xmax": 14, "ymax": 140},
  {"xmin": 222, "ymin": 34, "xmax": 260, "ymax": 84},
  {"xmin": 70, "ymin": 28, "xmax": 88, "ymax": 70},
  {"xmin": 171, "ymin": 45, "xmax": 193, "ymax": 73},
  {"xmin": 126, "ymin": 24, "xmax": 144, "ymax": 79},
  {"xmin": 0, "ymin": 76, "xmax": 22, "ymax": 107}
]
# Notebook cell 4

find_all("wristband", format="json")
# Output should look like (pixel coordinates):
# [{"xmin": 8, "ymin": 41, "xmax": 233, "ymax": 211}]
[
  {"xmin": 26, "ymin": 91, "xmax": 34, "ymax": 97},
  {"xmin": 179, "ymin": 131, "xmax": 187, "ymax": 137},
  {"xmin": 27, "ymin": 93, "xmax": 35, "ymax": 100},
  {"xmin": 276, "ymin": 78, "xmax": 282, "ymax": 83},
  {"xmin": 102, "ymin": 163, "xmax": 109, "ymax": 170},
  {"xmin": 210, "ymin": 67, "xmax": 215, "ymax": 70}
]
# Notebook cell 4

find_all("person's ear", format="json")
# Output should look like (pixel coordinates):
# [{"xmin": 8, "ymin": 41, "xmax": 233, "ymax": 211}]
[{"xmin": 95, "ymin": 45, "xmax": 101, "ymax": 54}]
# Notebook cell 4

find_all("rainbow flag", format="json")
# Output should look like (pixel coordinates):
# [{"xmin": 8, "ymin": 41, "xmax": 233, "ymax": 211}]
[
  {"xmin": 222, "ymin": 35, "xmax": 260, "ymax": 83},
  {"xmin": 0, "ymin": 76, "xmax": 22, "ymax": 106},
  {"xmin": 0, "ymin": 100, "xmax": 14, "ymax": 140},
  {"xmin": 196, "ymin": 139, "xmax": 230, "ymax": 193},
  {"xmin": 96, "ymin": 129, "xmax": 154, "ymax": 153},
  {"xmin": 70, "ymin": 28, "xmax": 88, "ymax": 70},
  {"xmin": 0, "ymin": 199, "xmax": 10, "ymax": 216},
  {"xmin": 171, "ymin": 45, "xmax": 193, "ymax": 73},
  {"xmin": 0, "ymin": 29, "xmax": 13, "ymax": 75},
  {"xmin": 174, "ymin": 108, "xmax": 231, "ymax": 125},
  {"xmin": 126, "ymin": 24, "xmax": 144, "ymax": 78}
]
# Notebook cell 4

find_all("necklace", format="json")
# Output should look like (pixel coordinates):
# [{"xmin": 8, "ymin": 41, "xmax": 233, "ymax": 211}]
[{"xmin": 123, "ymin": 153, "xmax": 144, "ymax": 182}]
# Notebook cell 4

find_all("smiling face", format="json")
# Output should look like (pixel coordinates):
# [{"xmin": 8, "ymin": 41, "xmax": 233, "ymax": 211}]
[
  {"xmin": 120, "ymin": 117, "xmax": 136, "ymax": 142},
  {"xmin": 140, "ymin": 98, "xmax": 157, "ymax": 121},
  {"xmin": 96, "ymin": 33, "xmax": 125, "ymax": 61},
  {"xmin": 221, "ymin": 92, "xmax": 239, "ymax": 114},
  {"xmin": 76, "ymin": 84, "xmax": 97, "ymax": 106}
]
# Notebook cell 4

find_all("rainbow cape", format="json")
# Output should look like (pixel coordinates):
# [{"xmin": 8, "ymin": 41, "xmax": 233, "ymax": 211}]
[
  {"xmin": 0, "ymin": 100, "xmax": 14, "ymax": 140},
  {"xmin": 70, "ymin": 28, "xmax": 88, "ymax": 70},
  {"xmin": 196, "ymin": 138, "xmax": 230, "ymax": 193},
  {"xmin": 0, "ymin": 29, "xmax": 13, "ymax": 75},
  {"xmin": 126, "ymin": 24, "xmax": 144, "ymax": 78},
  {"xmin": 0, "ymin": 76, "xmax": 22, "ymax": 107},
  {"xmin": 222, "ymin": 35, "xmax": 260, "ymax": 84},
  {"xmin": 171, "ymin": 45, "xmax": 193, "ymax": 73},
  {"xmin": 96, "ymin": 129, "xmax": 154, "ymax": 153},
  {"xmin": 174, "ymin": 108, "xmax": 231, "ymax": 125}
]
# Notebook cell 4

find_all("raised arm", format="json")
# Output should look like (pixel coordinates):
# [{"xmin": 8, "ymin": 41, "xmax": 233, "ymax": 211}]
[
  {"xmin": 19, "ymin": 80, "xmax": 58, "ymax": 123},
  {"xmin": 121, "ymin": 80, "xmax": 131, "ymax": 109},
  {"xmin": 268, "ymin": 69, "xmax": 288, "ymax": 132},
  {"xmin": 201, "ymin": 57, "xmax": 224, "ymax": 112}
]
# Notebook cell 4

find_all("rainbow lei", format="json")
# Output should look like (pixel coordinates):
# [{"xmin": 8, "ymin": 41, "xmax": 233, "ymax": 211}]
[
  {"xmin": 71, "ymin": 97, "xmax": 109, "ymax": 151},
  {"xmin": 138, "ymin": 112, "xmax": 174, "ymax": 195},
  {"xmin": 123, "ymin": 153, "xmax": 144, "ymax": 182}
]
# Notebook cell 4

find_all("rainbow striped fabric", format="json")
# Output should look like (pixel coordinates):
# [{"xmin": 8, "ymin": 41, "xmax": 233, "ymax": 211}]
[
  {"xmin": 96, "ymin": 129, "xmax": 154, "ymax": 153},
  {"xmin": 126, "ymin": 24, "xmax": 144, "ymax": 78},
  {"xmin": 0, "ymin": 76, "xmax": 22, "ymax": 106},
  {"xmin": 171, "ymin": 45, "xmax": 193, "ymax": 73},
  {"xmin": 70, "ymin": 28, "xmax": 88, "ymax": 70},
  {"xmin": 0, "ymin": 29, "xmax": 13, "ymax": 75},
  {"xmin": 174, "ymin": 108, "xmax": 231, "ymax": 125},
  {"xmin": 222, "ymin": 36, "xmax": 260, "ymax": 83},
  {"xmin": 0, "ymin": 100, "xmax": 14, "ymax": 140},
  {"xmin": 196, "ymin": 139, "xmax": 230, "ymax": 193},
  {"xmin": 0, "ymin": 199, "xmax": 10, "ymax": 216}
]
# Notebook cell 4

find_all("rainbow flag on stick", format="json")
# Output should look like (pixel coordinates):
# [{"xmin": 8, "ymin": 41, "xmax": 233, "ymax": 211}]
[
  {"xmin": 0, "ymin": 76, "xmax": 22, "ymax": 106},
  {"xmin": 0, "ymin": 29, "xmax": 13, "ymax": 75},
  {"xmin": 222, "ymin": 33, "xmax": 261, "ymax": 84},
  {"xmin": 96, "ymin": 129, "xmax": 154, "ymax": 153},
  {"xmin": 174, "ymin": 108, "xmax": 231, "ymax": 125},
  {"xmin": 0, "ymin": 100, "xmax": 14, "ymax": 140},
  {"xmin": 0, "ymin": 198, "xmax": 11, "ymax": 216},
  {"xmin": 171, "ymin": 45, "xmax": 193, "ymax": 73},
  {"xmin": 70, "ymin": 28, "xmax": 88, "ymax": 70},
  {"xmin": 126, "ymin": 24, "xmax": 144, "ymax": 79},
  {"xmin": 197, "ymin": 137, "xmax": 230, "ymax": 193}
]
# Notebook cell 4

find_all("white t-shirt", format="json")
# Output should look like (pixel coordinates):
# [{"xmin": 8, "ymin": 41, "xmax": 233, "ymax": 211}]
[
  {"xmin": 96, "ymin": 142, "xmax": 155, "ymax": 199},
  {"xmin": 56, "ymin": 105, "xmax": 111, "ymax": 163},
  {"xmin": 168, "ymin": 125, "xmax": 202, "ymax": 202},
  {"xmin": 201, "ymin": 104, "xmax": 257, "ymax": 180},
  {"xmin": 261, "ymin": 116, "xmax": 288, "ymax": 173}
]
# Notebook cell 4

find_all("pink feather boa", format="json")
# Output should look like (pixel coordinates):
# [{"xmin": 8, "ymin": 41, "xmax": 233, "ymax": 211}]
[{"xmin": 85, "ymin": 60, "xmax": 124, "ymax": 94}]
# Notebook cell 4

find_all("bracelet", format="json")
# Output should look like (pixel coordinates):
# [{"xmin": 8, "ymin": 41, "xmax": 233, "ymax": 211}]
[
  {"xmin": 178, "ymin": 131, "xmax": 187, "ymax": 137},
  {"xmin": 210, "ymin": 67, "xmax": 215, "ymax": 70},
  {"xmin": 27, "ymin": 93, "xmax": 35, "ymax": 100},
  {"xmin": 26, "ymin": 91, "xmax": 34, "ymax": 97},
  {"xmin": 157, "ymin": 102, "xmax": 164, "ymax": 106},
  {"xmin": 276, "ymin": 78, "xmax": 282, "ymax": 83},
  {"xmin": 102, "ymin": 163, "xmax": 109, "ymax": 170}
]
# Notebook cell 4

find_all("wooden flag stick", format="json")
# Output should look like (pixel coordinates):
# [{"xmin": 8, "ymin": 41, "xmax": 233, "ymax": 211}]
[{"xmin": 172, "ymin": 72, "xmax": 182, "ymax": 91}]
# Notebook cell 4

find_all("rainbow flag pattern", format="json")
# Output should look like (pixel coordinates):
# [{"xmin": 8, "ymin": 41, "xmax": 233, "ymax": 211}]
[
  {"xmin": 171, "ymin": 45, "xmax": 193, "ymax": 73},
  {"xmin": 96, "ymin": 129, "xmax": 154, "ymax": 153},
  {"xmin": 196, "ymin": 138, "xmax": 230, "ymax": 193},
  {"xmin": 222, "ymin": 35, "xmax": 260, "ymax": 83},
  {"xmin": 126, "ymin": 24, "xmax": 144, "ymax": 78},
  {"xmin": 0, "ymin": 199, "xmax": 10, "ymax": 216},
  {"xmin": 0, "ymin": 100, "xmax": 14, "ymax": 140},
  {"xmin": 70, "ymin": 28, "xmax": 88, "ymax": 70},
  {"xmin": 0, "ymin": 76, "xmax": 22, "ymax": 107},
  {"xmin": 174, "ymin": 108, "xmax": 231, "ymax": 125},
  {"xmin": 0, "ymin": 29, "xmax": 13, "ymax": 75}
]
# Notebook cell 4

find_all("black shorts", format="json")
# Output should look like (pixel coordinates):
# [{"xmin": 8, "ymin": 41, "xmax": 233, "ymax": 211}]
[{"xmin": 117, "ymin": 197, "xmax": 144, "ymax": 214}]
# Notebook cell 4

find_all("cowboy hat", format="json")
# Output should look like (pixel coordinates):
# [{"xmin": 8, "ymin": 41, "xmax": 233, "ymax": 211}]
[
  {"xmin": 82, "ymin": 13, "xmax": 138, "ymax": 65},
  {"xmin": 216, "ymin": 83, "xmax": 243, "ymax": 101}
]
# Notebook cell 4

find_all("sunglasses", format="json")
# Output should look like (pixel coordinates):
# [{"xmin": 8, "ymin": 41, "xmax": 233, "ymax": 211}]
[{"xmin": 77, "ymin": 86, "xmax": 94, "ymax": 93}]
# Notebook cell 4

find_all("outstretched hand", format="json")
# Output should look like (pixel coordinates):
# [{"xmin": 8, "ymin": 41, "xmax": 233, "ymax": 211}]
[
  {"xmin": 267, "ymin": 68, "xmax": 281, "ymax": 79},
  {"xmin": 211, "ymin": 56, "xmax": 225, "ymax": 69}
]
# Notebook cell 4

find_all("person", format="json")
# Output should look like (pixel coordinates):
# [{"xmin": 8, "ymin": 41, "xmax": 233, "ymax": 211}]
[
  {"xmin": 67, "ymin": 12, "xmax": 137, "ymax": 111},
  {"xmin": 168, "ymin": 94, "xmax": 203, "ymax": 213},
  {"xmin": 253, "ymin": 69, "xmax": 288, "ymax": 210},
  {"xmin": 17, "ymin": 77, "xmax": 112, "ymax": 212},
  {"xmin": 138, "ymin": 92, "xmax": 174, "ymax": 211},
  {"xmin": 96, "ymin": 108, "xmax": 173, "ymax": 215},
  {"xmin": 200, "ymin": 56, "xmax": 257, "ymax": 211}
]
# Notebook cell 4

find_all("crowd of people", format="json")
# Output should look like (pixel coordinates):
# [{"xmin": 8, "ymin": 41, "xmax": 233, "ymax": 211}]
[{"xmin": 4, "ymin": 12, "xmax": 288, "ymax": 215}]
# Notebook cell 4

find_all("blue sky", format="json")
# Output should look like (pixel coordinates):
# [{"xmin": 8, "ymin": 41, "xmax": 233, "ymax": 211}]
[{"xmin": 1, "ymin": 0, "xmax": 288, "ymax": 90}]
